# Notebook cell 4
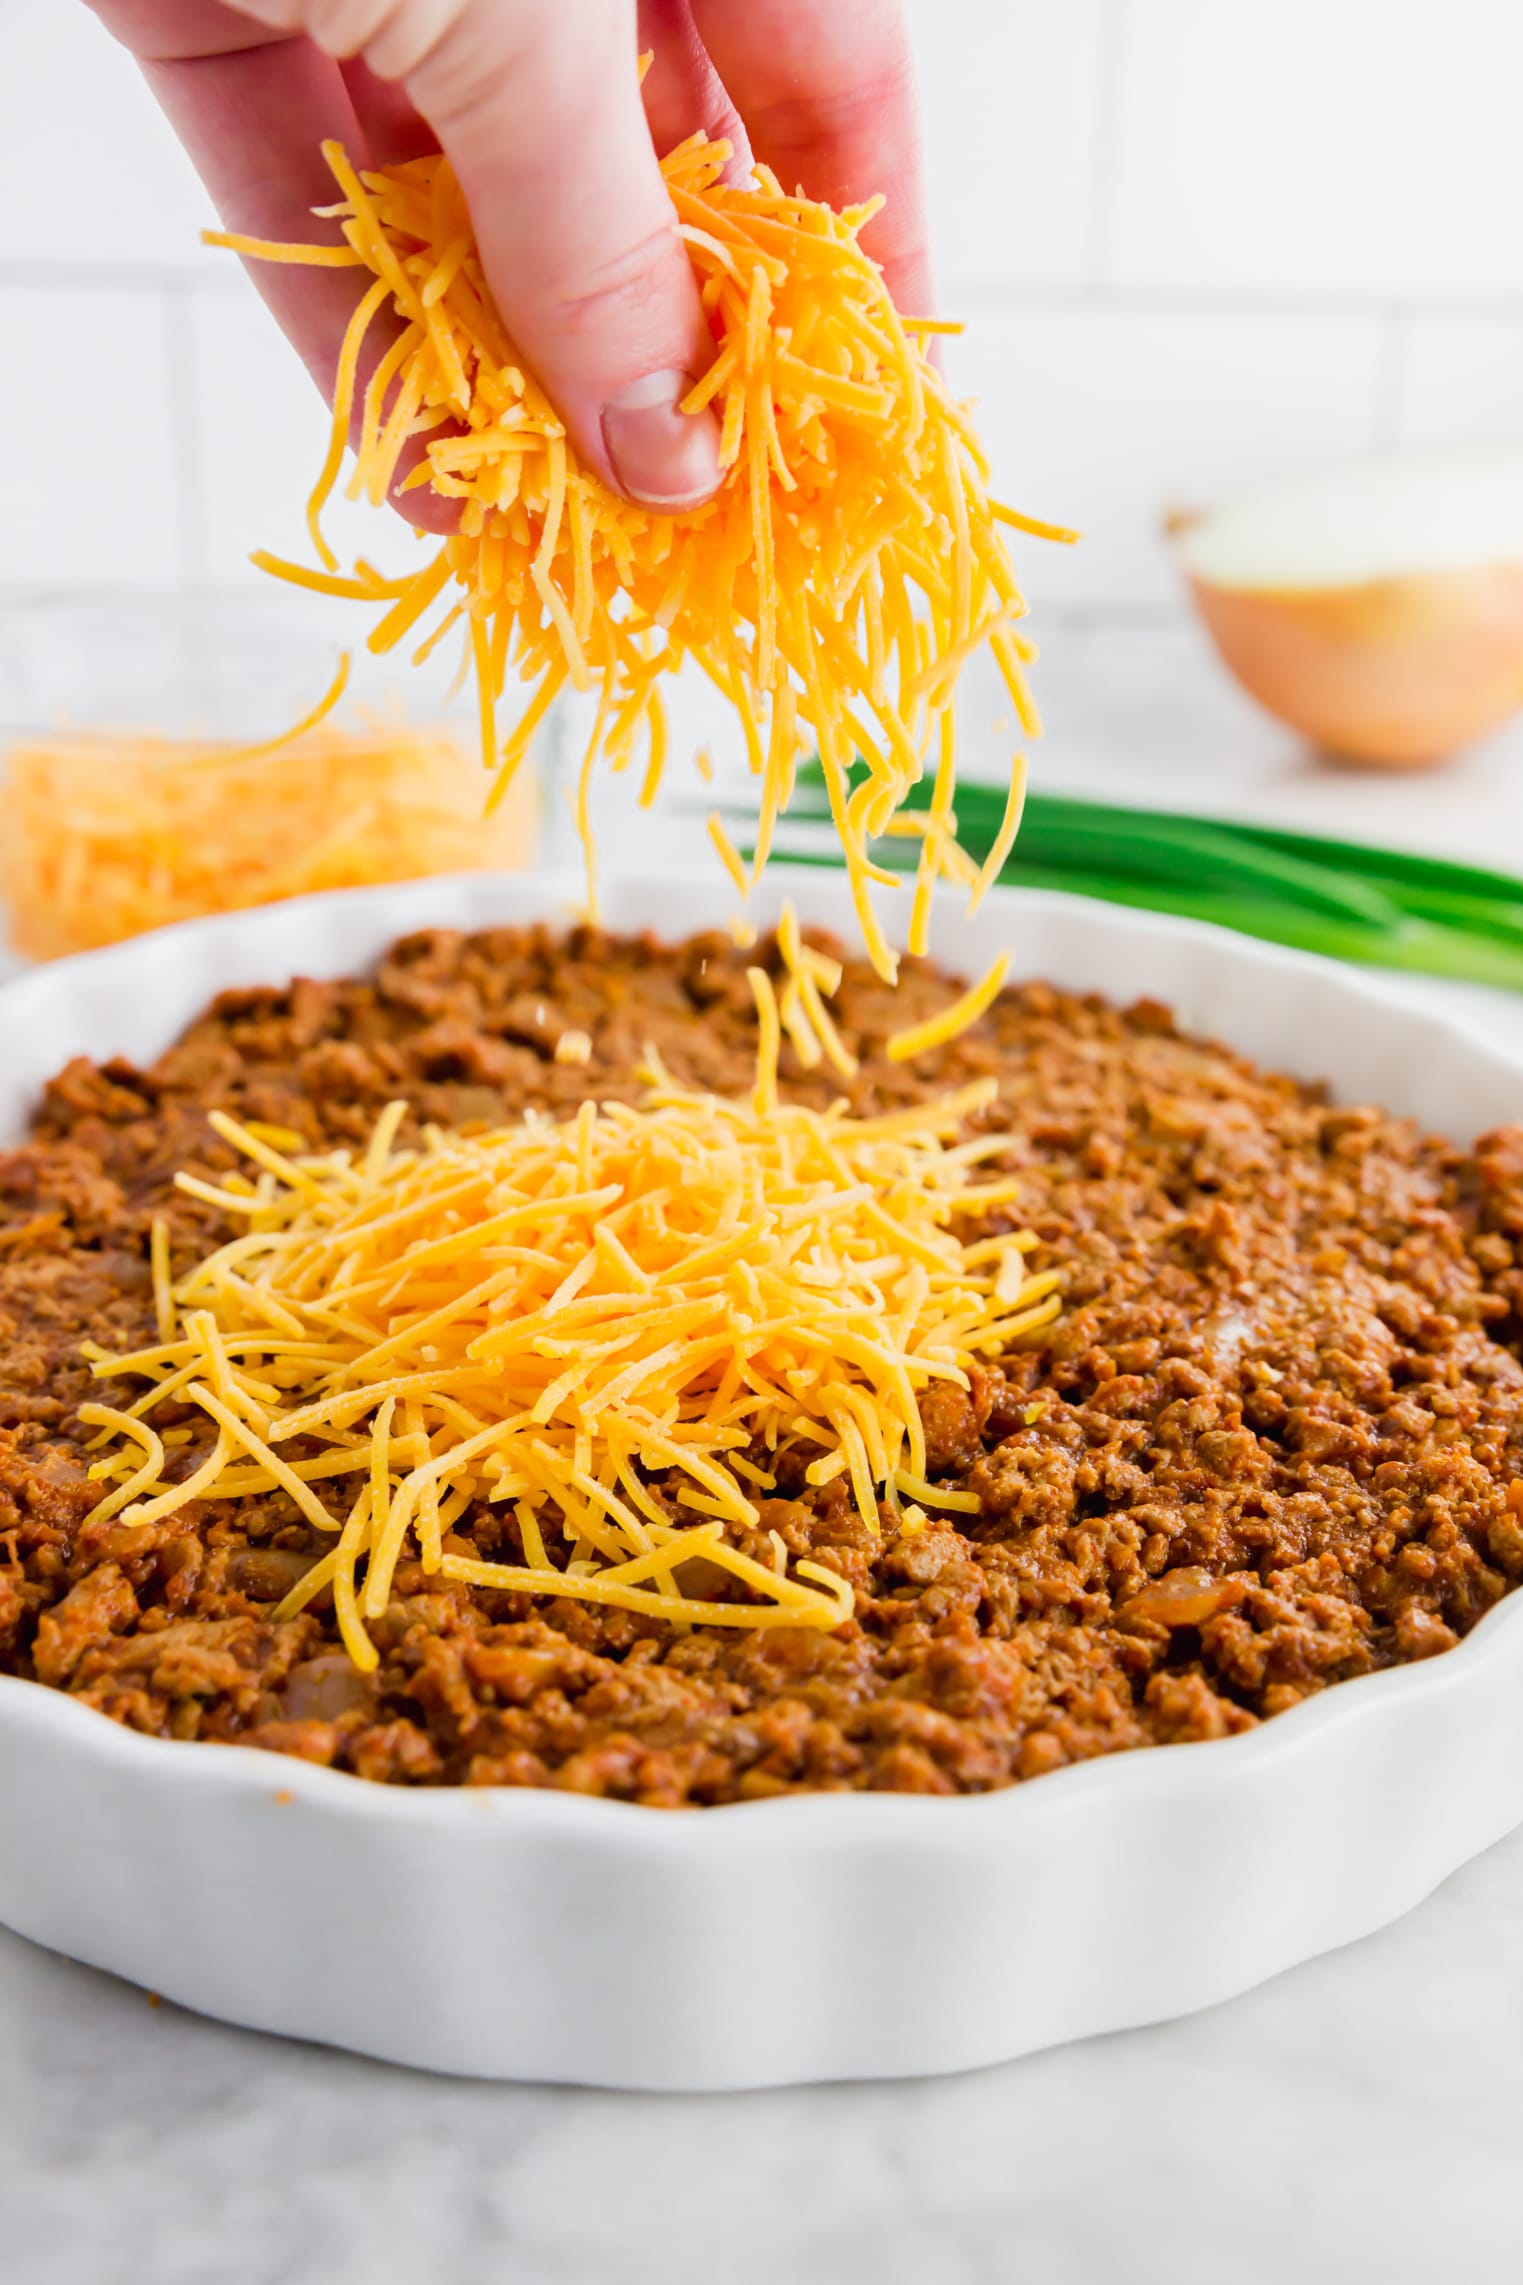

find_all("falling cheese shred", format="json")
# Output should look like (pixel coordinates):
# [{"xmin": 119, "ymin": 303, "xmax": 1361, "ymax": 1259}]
[
  {"xmin": 82, "ymin": 1061, "xmax": 1061, "ymax": 1671},
  {"xmin": 211, "ymin": 129, "xmax": 1074, "ymax": 981},
  {"xmin": 886, "ymin": 953, "xmax": 1012, "ymax": 1064}
]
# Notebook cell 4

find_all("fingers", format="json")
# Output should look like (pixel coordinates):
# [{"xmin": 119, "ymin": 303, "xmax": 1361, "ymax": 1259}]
[
  {"xmin": 99, "ymin": 0, "xmax": 722, "ymax": 511},
  {"xmin": 635, "ymin": 0, "xmax": 748, "ymax": 173},
  {"xmin": 102, "ymin": 0, "xmax": 931, "ymax": 524},
  {"xmin": 338, "ymin": 53, "xmax": 437, "ymax": 164},
  {"xmin": 89, "ymin": 3, "xmax": 458, "ymax": 532},
  {"xmin": 399, "ymin": 0, "xmax": 721, "ymax": 507},
  {"xmin": 689, "ymin": 0, "xmax": 934, "ymax": 317}
]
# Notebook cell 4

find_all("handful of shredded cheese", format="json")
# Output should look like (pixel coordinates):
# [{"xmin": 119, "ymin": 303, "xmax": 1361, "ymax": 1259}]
[
  {"xmin": 210, "ymin": 130, "xmax": 1073, "ymax": 981},
  {"xmin": 81, "ymin": 1063, "xmax": 1060, "ymax": 1671},
  {"xmin": 0, "ymin": 717, "xmax": 537, "ymax": 960}
]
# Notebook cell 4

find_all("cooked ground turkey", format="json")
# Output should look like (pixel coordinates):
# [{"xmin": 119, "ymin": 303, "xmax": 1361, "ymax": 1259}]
[{"xmin": 3, "ymin": 921, "xmax": 1523, "ymax": 1805}]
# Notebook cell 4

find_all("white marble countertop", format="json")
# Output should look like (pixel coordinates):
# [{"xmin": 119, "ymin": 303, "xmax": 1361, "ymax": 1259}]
[
  {"xmin": 6, "ymin": 615, "xmax": 1523, "ymax": 2283},
  {"xmin": 4, "ymin": 1824, "xmax": 1523, "ymax": 2285}
]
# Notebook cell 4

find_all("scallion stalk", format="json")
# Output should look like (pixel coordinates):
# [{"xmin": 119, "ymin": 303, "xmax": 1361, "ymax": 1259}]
[{"xmin": 745, "ymin": 763, "xmax": 1523, "ymax": 992}]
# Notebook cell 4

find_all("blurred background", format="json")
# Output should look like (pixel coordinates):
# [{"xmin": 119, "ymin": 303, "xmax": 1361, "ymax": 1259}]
[{"xmin": 3, "ymin": 0, "xmax": 1523, "ymax": 904}]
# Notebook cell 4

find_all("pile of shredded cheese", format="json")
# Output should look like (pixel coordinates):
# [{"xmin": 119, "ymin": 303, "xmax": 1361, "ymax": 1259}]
[
  {"xmin": 210, "ymin": 128, "xmax": 1073, "ymax": 987},
  {"xmin": 0, "ymin": 713, "xmax": 536, "ymax": 960},
  {"xmin": 81, "ymin": 1037, "xmax": 1060, "ymax": 1670}
]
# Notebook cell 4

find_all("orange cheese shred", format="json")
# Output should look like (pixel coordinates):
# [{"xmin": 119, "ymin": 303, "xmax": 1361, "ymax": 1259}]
[
  {"xmin": 81, "ymin": 1065, "xmax": 1060, "ymax": 1669},
  {"xmin": 217, "ymin": 133, "xmax": 1076, "ymax": 979},
  {"xmin": 0, "ymin": 714, "xmax": 538, "ymax": 960},
  {"xmin": 886, "ymin": 953, "xmax": 1013, "ymax": 1063}
]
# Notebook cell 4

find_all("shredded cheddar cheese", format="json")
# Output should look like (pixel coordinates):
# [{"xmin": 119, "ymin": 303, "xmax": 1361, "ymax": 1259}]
[
  {"xmin": 0, "ymin": 715, "xmax": 537, "ymax": 960},
  {"xmin": 210, "ymin": 134, "xmax": 1075, "ymax": 982},
  {"xmin": 81, "ymin": 1066, "xmax": 1061, "ymax": 1669},
  {"xmin": 887, "ymin": 953, "xmax": 1012, "ymax": 1064}
]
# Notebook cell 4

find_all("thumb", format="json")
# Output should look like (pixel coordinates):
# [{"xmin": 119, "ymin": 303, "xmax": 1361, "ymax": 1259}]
[{"xmin": 396, "ymin": 0, "xmax": 722, "ymax": 508}]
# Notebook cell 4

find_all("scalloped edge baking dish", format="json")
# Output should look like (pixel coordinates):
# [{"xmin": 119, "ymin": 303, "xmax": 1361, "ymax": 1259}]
[{"xmin": 2, "ymin": 868, "xmax": 1522, "ymax": 2091}]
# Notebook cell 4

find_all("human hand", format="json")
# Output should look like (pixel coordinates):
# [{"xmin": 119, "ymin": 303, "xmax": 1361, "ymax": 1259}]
[{"xmin": 87, "ymin": 1, "xmax": 931, "ymax": 523}]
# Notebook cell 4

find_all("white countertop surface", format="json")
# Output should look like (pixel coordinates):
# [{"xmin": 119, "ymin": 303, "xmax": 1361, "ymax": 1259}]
[
  {"xmin": 6, "ymin": 1819, "xmax": 1523, "ymax": 2285},
  {"xmin": 5, "ymin": 614, "xmax": 1523, "ymax": 2283}
]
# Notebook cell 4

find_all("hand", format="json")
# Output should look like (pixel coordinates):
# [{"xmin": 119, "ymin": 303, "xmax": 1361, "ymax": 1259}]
[{"xmin": 87, "ymin": 1, "xmax": 931, "ymax": 523}]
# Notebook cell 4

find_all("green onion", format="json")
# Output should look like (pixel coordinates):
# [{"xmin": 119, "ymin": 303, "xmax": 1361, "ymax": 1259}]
[{"xmin": 745, "ymin": 762, "xmax": 1523, "ymax": 992}]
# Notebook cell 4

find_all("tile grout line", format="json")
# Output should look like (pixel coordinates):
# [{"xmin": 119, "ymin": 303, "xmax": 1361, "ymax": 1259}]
[
  {"xmin": 1371, "ymin": 305, "xmax": 1412, "ymax": 447},
  {"xmin": 4, "ymin": 262, "xmax": 1523, "ymax": 325},
  {"xmin": 158, "ymin": 281, "xmax": 210, "ymax": 593},
  {"xmin": 0, "ymin": 574, "xmax": 1194, "ymax": 630},
  {"xmin": 1085, "ymin": 0, "xmax": 1128, "ymax": 290},
  {"xmin": 935, "ymin": 281, "xmax": 1523, "ymax": 321},
  {"xmin": 0, "ymin": 262, "xmax": 248, "ymax": 294}
]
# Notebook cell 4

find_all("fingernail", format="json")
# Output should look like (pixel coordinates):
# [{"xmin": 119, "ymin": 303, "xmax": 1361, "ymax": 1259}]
[{"xmin": 601, "ymin": 369, "xmax": 721, "ymax": 509}]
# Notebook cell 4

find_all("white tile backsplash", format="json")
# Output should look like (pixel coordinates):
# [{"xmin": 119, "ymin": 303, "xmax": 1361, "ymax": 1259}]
[
  {"xmin": 0, "ymin": 0, "xmax": 1520, "ymax": 612},
  {"xmin": 0, "ymin": 0, "xmax": 210, "ymax": 272},
  {"xmin": 186, "ymin": 281, "xmax": 426, "ymax": 591},
  {"xmin": 905, "ymin": 0, "xmax": 1106, "ymax": 292},
  {"xmin": 0, "ymin": 282, "xmax": 182, "ymax": 588},
  {"xmin": 1394, "ymin": 316, "xmax": 1523, "ymax": 446},
  {"xmin": 951, "ymin": 306, "xmax": 1386, "ymax": 609},
  {"xmin": 1105, "ymin": 0, "xmax": 1523, "ymax": 300}
]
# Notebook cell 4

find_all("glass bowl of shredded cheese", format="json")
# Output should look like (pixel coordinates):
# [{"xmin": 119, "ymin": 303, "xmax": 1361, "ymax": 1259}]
[{"xmin": 0, "ymin": 593, "xmax": 549, "ymax": 962}]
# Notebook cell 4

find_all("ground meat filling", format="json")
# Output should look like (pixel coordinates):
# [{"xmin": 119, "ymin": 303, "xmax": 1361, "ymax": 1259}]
[{"xmin": 3, "ymin": 922, "xmax": 1523, "ymax": 1805}]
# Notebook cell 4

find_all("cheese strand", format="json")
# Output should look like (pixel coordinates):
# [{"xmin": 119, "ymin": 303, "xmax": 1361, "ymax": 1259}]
[
  {"xmin": 83, "ymin": 1051, "xmax": 1060, "ymax": 1667},
  {"xmin": 216, "ymin": 133, "xmax": 1076, "ymax": 979}
]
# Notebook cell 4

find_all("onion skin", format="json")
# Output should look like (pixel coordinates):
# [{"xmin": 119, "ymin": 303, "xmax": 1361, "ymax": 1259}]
[{"xmin": 1188, "ymin": 562, "xmax": 1523, "ymax": 769}]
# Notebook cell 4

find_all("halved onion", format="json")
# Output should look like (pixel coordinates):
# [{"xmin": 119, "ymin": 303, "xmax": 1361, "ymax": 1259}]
[{"xmin": 1175, "ymin": 444, "xmax": 1523, "ymax": 769}]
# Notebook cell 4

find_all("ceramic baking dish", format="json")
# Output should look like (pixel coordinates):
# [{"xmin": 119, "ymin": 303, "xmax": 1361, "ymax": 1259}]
[{"xmin": 2, "ymin": 868, "xmax": 1522, "ymax": 2092}]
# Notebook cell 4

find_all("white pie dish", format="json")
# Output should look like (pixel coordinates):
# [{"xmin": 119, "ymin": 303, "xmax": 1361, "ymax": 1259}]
[{"xmin": 2, "ymin": 866, "xmax": 1522, "ymax": 2093}]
